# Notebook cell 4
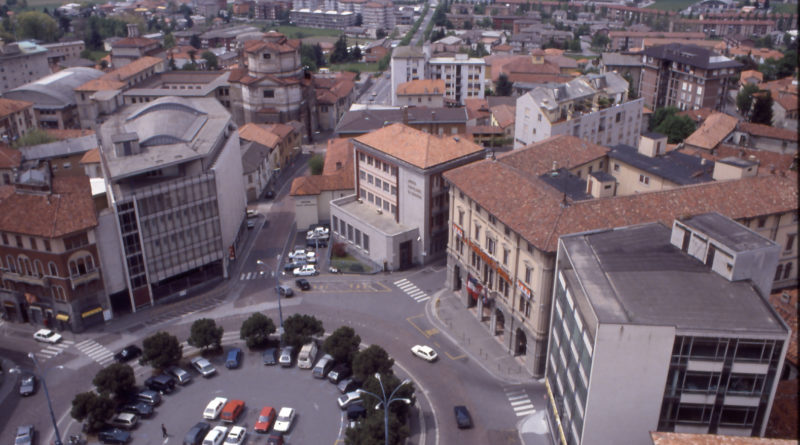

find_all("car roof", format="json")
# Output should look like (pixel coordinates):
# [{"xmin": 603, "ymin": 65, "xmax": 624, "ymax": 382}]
[
  {"xmin": 278, "ymin": 407, "xmax": 293, "ymax": 415},
  {"xmin": 260, "ymin": 406, "xmax": 275, "ymax": 414}
]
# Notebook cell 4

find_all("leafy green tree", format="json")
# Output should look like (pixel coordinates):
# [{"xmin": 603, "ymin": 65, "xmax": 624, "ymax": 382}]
[
  {"xmin": 140, "ymin": 331, "xmax": 183, "ymax": 370},
  {"xmin": 300, "ymin": 43, "xmax": 318, "ymax": 70},
  {"xmin": 240, "ymin": 312, "xmax": 277, "ymax": 349},
  {"xmin": 495, "ymin": 73, "xmax": 513, "ymax": 96},
  {"xmin": 188, "ymin": 318, "xmax": 224, "ymax": 351},
  {"xmin": 282, "ymin": 314, "xmax": 324, "ymax": 349},
  {"xmin": 346, "ymin": 374, "xmax": 414, "ymax": 445},
  {"xmin": 736, "ymin": 83, "xmax": 759, "ymax": 117},
  {"xmin": 17, "ymin": 11, "xmax": 60, "ymax": 42},
  {"xmin": 190, "ymin": 34, "xmax": 202, "ymax": 49},
  {"xmin": 323, "ymin": 326, "xmax": 361, "ymax": 365},
  {"xmin": 309, "ymin": 154, "xmax": 324, "ymax": 175},
  {"xmin": 648, "ymin": 106, "xmax": 680, "ymax": 131},
  {"xmin": 468, "ymin": 42, "xmax": 488, "ymax": 58},
  {"xmin": 352, "ymin": 344, "xmax": 394, "ymax": 382},
  {"xmin": 331, "ymin": 34, "xmax": 350, "ymax": 64},
  {"xmin": 71, "ymin": 392, "xmax": 115, "ymax": 433},
  {"xmin": 201, "ymin": 50, "xmax": 218, "ymax": 69},
  {"xmin": 164, "ymin": 32, "xmax": 176, "ymax": 49},
  {"xmin": 93, "ymin": 363, "xmax": 136, "ymax": 399},
  {"xmin": 350, "ymin": 45, "xmax": 362, "ymax": 61},
  {"xmin": 590, "ymin": 33, "xmax": 610, "ymax": 49},
  {"xmin": 654, "ymin": 114, "xmax": 696, "ymax": 143},
  {"xmin": 750, "ymin": 91, "xmax": 774, "ymax": 125}
]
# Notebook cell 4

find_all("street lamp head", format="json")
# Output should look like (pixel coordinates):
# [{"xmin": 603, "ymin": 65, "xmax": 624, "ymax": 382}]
[
  {"xmin": 399, "ymin": 398, "xmax": 412, "ymax": 405},
  {"xmin": 401, "ymin": 378, "xmax": 411, "ymax": 386},
  {"xmin": 256, "ymin": 259, "xmax": 264, "ymax": 265},
  {"xmin": 27, "ymin": 352, "xmax": 35, "ymax": 360},
  {"xmin": 374, "ymin": 372, "xmax": 381, "ymax": 381}
]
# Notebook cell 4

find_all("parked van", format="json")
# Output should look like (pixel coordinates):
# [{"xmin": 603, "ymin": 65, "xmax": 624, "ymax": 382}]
[
  {"xmin": 220, "ymin": 400, "xmax": 245, "ymax": 423},
  {"xmin": 110, "ymin": 412, "xmax": 139, "ymax": 430},
  {"xmin": 312, "ymin": 354, "xmax": 335, "ymax": 379},
  {"xmin": 297, "ymin": 342, "xmax": 318, "ymax": 369},
  {"xmin": 136, "ymin": 390, "xmax": 162, "ymax": 406}
]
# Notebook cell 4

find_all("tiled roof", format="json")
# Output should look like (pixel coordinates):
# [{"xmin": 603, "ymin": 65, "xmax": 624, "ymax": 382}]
[
  {"xmin": 505, "ymin": 135, "xmax": 608, "ymax": 176},
  {"xmin": 696, "ymin": 144, "xmax": 796, "ymax": 175},
  {"xmin": 464, "ymin": 98, "xmax": 491, "ymax": 120},
  {"xmin": 0, "ymin": 97, "xmax": 33, "ymax": 117},
  {"xmin": 113, "ymin": 37, "xmax": 158, "ymax": 48},
  {"xmin": 684, "ymin": 112, "xmax": 739, "ymax": 150},
  {"xmin": 738, "ymin": 121, "xmax": 798, "ymax": 142},
  {"xmin": 261, "ymin": 123, "xmax": 294, "ymax": 140},
  {"xmin": 0, "ymin": 146, "xmax": 21, "ymax": 169},
  {"xmin": 729, "ymin": 46, "xmax": 784, "ymax": 61},
  {"xmin": 354, "ymin": 123, "xmax": 484, "ymax": 169},
  {"xmin": 444, "ymin": 146, "xmax": 797, "ymax": 253},
  {"xmin": 397, "ymin": 79, "xmax": 445, "ymax": 96},
  {"xmin": 243, "ymin": 39, "xmax": 296, "ymax": 54},
  {"xmin": 643, "ymin": 43, "xmax": 742, "ymax": 70},
  {"xmin": 765, "ymin": 378, "xmax": 798, "ymax": 440},
  {"xmin": 238, "ymin": 123, "xmax": 280, "ymax": 148},
  {"xmin": 74, "ymin": 78, "xmax": 126, "ymax": 92},
  {"xmin": 80, "ymin": 147, "xmax": 100, "ymax": 164},
  {"xmin": 290, "ymin": 138, "xmax": 354, "ymax": 196},
  {"xmin": 651, "ymin": 432, "xmax": 796, "ymax": 445},
  {"xmin": 490, "ymin": 104, "xmax": 515, "ymax": 128},
  {"xmin": 0, "ymin": 175, "xmax": 98, "ymax": 237},
  {"xmin": 677, "ymin": 107, "xmax": 714, "ymax": 124},
  {"xmin": 609, "ymin": 144, "xmax": 714, "ymax": 185},
  {"xmin": 108, "ymin": 56, "xmax": 163, "ymax": 81},
  {"xmin": 739, "ymin": 69, "xmax": 763, "ymax": 83},
  {"xmin": 769, "ymin": 288, "xmax": 797, "ymax": 367}
]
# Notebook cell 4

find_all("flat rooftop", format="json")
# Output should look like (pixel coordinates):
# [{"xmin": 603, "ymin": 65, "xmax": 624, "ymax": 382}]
[
  {"xmin": 680, "ymin": 212, "xmax": 777, "ymax": 253},
  {"xmin": 561, "ymin": 223, "xmax": 786, "ymax": 335},
  {"xmin": 333, "ymin": 196, "xmax": 414, "ymax": 236}
]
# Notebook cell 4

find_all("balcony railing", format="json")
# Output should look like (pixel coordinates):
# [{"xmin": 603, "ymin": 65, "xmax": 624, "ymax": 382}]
[
  {"xmin": 70, "ymin": 269, "xmax": 101, "ymax": 289},
  {"xmin": 1, "ymin": 271, "xmax": 49, "ymax": 287}
]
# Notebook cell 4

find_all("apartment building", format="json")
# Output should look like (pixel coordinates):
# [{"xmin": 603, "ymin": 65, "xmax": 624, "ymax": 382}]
[
  {"xmin": 288, "ymin": 9, "xmax": 358, "ymax": 29},
  {"xmin": 640, "ymin": 43, "xmax": 742, "ymax": 112},
  {"xmin": 97, "ymin": 97, "xmax": 246, "ymax": 311},
  {"xmin": 335, "ymin": 107, "xmax": 468, "ymax": 137},
  {"xmin": 43, "ymin": 40, "xmax": 86, "ymax": 67},
  {"xmin": 547, "ymin": 213, "xmax": 789, "ymax": 444},
  {"xmin": 238, "ymin": 122, "xmax": 301, "ymax": 201},
  {"xmin": 428, "ymin": 54, "xmax": 486, "ymax": 105},
  {"xmin": 390, "ymin": 46, "xmax": 427, "ymax": 106},
  {"xmin": 396, "ymin": 79, "xmax": 446, "ymax": 108},
  {"xmin": 291, "ymin": 138, "xmax": 355, "ymax": 229},
  {"xmin": 514, "ymin": 72, "xmax": 643, "ymax": 148},
  {"xmin": 0, "ymin": 40, "xmax": 50, "ymax": 93},
  {"xmin": 361, "ymin": 2, "xmax": 396, "ymax": 32},
  {"xmin": 442, "ymin": 135, "xmax": 797, "ymax": 377},
  {"xmin": 0, "ymin": 165, "xmax": 106, "ymax": 332},
  {"xmin": 607, "ymin": 31, "xmax": 706, "ymax": 52},
  {"xmin": 674, "ymin": 19, "xmax": 775, "ymax": 39},
  {"xmin": 0, "ymin": 98, "xmax": 37, "ymax": 142},
  {"xmin": 330, "ymin": 123, "xmax": 484, "ymax": 271}
]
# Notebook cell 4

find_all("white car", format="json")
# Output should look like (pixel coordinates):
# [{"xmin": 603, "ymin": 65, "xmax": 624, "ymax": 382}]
[
  {"xmin": 33, "ymin": 329, "xmax": 62, "ymax": 344},
  {"xmin": 203, "ymin": 425, "xmax": 228, "ymax": 445},
  {"xmin": 293, "ymin": 264, "xmax": 318, "ymax": 277},
  {"xmin": 289, "ymin": 249, "xmax": 316, "ymax": 261},
  {"xmin": 306, "ymin": 226, "xmax": 330, "ymax": 240},
  {"xmin": 203, "ymin": 397, "xmax": 228, "ymax": 420},
  {"xmin": 191, "ymin": 357, "xmax": 216, "ymax": 378},
  {"xmin": 273, "ymin": 407, "xmax": 295, "ymax": 433},
  {"xmin": 411, "ymin": 345, "xmax": 438, "ymax": 362},
  {"xmin": 337, "ymin": 391, "xmax": 361, "ymax": 410},
  {"xmin": 224, "ymin": 426, "xmax": 246, "ymax": 445}
]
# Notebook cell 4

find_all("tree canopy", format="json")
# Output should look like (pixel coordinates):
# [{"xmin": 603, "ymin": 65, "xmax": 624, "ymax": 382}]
[
  {"xmin": 93, "ymin": 363, "xmax": 136, "ymax": 399},
  {"xmin": 282, "ymin": 314, "xmax": 324, "ymax": 349},
  {"xmin": 71, "ymin": 392, "xmax": 115, "ymax": 433},
  {"xmin": 16, "ymin": 11, "xmax": 60, "ymax": 42},
  {"xmin": 352, "ymin": 344, "xmax": 394, "ymax": 382},
  {"xmin": 240, "ymin": 312, "xmax": 277, "ymax": 349},
  {"xmin": 750, "ymin": 91, "xmax": 774, "ymax": 125},
  {"xmin": 736, "ymin": 83, "xmax": 760, "ymax": 118},
  {"xmin": 322, "ymin": 326, "xmax": 361, "ymax": 365},
  {"xmin": 141, "ymin": 331, "xmax": 183, "ymax": 370},
  {"xmin": 188, "ymin": 318, "xmax": 224, "ymax": 351}
]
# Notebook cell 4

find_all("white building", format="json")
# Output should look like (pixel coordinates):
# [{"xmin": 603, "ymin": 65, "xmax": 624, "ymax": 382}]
[
  {"xmin": 390, "ymin": 46, "xmax": 427, "ymax": 106},
  {"xmin": 329, "ymin": 123, "xmax": 484, "ymax": 271},
  {"xmin": 514, "ymin": 72, "xmax": 643, "ymax": 149},
  {"xmin": 0, "ymin": 40, "xmax": 51, "ymax": 93},
  {"xmin": 428, "ymin": 54, "xmax": 486, "ymax": 105},
  {"xmin": 97, "ymin": 96, "xmax": 246, "ymax": 311},
  {"xmin": 547, "ymin": 213, "xmax": 789, "ymax": 445}
]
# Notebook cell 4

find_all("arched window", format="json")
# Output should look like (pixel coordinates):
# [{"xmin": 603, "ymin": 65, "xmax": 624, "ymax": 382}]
[
  {"xmin": 34, "ymin": 260, "xmax": 44, "ymax": 277},
  {"xmin": 5, "ymin": 255, "xmax": 15, "ymax": 273},
  {"xmin": 68, "ymin": 254, "xmax": 96, "ymax": 277},
  {"xmin": 52, "ymin": 286, "xmax": 67, "ymax": 302},
  {"xmin": 18, "ymin": 257, "xmax": 32, "ymax": 276},
  {"xmin": 48, "ymin": 262, "xmax": 59, "ymax": 277}
]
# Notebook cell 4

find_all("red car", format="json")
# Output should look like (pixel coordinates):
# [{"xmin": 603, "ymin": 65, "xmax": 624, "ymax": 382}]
[
  {"xmin": 220, "ymin": 400, "xmax": 245, "ymax": 423},
  {"xmin": 254, "ymin": 406, "xmax": 276, "ymax": 433}
]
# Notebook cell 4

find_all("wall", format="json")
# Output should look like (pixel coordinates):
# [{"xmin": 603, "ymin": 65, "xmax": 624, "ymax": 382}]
[
  {"xmin": 294, "ymin": 195, "xmax": 319, "ymax": 230},
  {"xmin": 609, "ymin": 158, "xmax": 677, "ymax": 196},
  {"xmin": 210, "ymin": 125, "xmax": 247, "ymax": 274}
]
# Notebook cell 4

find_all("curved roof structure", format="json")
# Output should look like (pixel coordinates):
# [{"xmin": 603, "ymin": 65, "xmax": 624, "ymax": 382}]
[
  {"xmin": 125, "ymin": 98, "xmax": 208, "ymax": 146},
  {"xmin": 4, "ymin": 67, "xmax": 104, "ymax": 109}
]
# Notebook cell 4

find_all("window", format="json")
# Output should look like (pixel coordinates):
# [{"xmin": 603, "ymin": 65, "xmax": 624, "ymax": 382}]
[
  {"xmin": 359, "ymin": 152, "xmax": 365, "ymax": 162},
  {"xmin": 375, "ymin": 178, "xmax": 382, "ymax": 188},
  {"xmin": 391, "ymin": 185, "xmax": 397, "ymax": 195},
  {"xmin": 375, "ymin": 197, "xmax": 382, "ymax": 207},
  {"xmin": 263, "ymin": 90, "xmax": 274, "ymax": 98},
  {"xmin": 363, "ymin": 234, "xmax": 369, "ymax": 252},
  {"xmin": 360, "ymin": 170, "xmax": 366, "ymax": 180},
  {"xmin": 775, "ymin": 264, "xmax": 784, "ymax": 281},
  {"xmin": 503, "ymin": 248, "xmax": 510, "ymax": 265},
  {"xmin": 48, "ymin": 262, "xmax": 58, "ymax": 276},
  {"xmin": 15, "ymin": 235, "xmax": 22, "ymax": 248},
  {"xmin": 785, "ymin": 233, "xmax": 795, "ymax": 252},
  {"xmin": 613, "ymin": 163, "xmax": 620, "ymax": 172},
  {"xmin": 784, "ymin": 262, "xmax": 793, "ymax": 279},
  {"xmin": 383, "ymin": 182, "xmax": 389, "ymax": 192},
  {"xmin": 368, "ymin": 174, "xmax": 373, "ymax": 184},
  {"xmin": 486, "ymin": 237, "xmax": 496, "ymax": 255},
  {"xmin": 524, "ymin": 265, "xmax": 532, "ymax": 284},
  {"xmin": 639, "ymin": 174, "xmax": 650, "ymax": 185},
  {"xmin": 458, "ymin": 210, "xmax": 464, "ymax": 227},
  {"xmin": 0, "ymin": 233, "xmax": 6, "ymax": 245},
  {"xmin": 474, "ymin": 224, "xmax": 481, "ymax": 240},
  {"xmin": 30, "ymin": 238, "xmax": 37, "ymax": 250},
  {"xmin": 262, "ymin": 52, "xmax": 271, "ymax": 59},
  {"xmin": 757, "ymin": 217, "xmax": 767, "ymax": 228}
]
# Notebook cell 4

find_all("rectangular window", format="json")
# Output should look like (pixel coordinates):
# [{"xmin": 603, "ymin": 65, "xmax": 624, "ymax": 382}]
[
  {"xmin": 375, "ymin": 178, "xmax": 382, "ymax": 188},
  {"xmin": 368, "ymin": 174, "xmax": 373, "ymax": 184},
  {"xmin": 263, "ymin": 90, "xmax": 274, "ymax": 98},
  {"xmin": 639, "ymin": 174, "xmax": 650, "ymax": 185},
  {"xmin": 360, "ymin": 170, "xmax": 366, "ymax": 180},
  {"xmin": 524, "ymin": 266, "xmax": 532, "ymax": 284},
  {"xmin": 30, "ymin": 238, "xmax": 37, "ymax": 250},
  {"xmin": 15, "ymin": 235, "xmax": 22, "ymax": 248},
  {"xmin": 1, "ymin": 233, "xmax": 7, "ymax": 245},
  {"xmin": 458, "ymin": 210, "xmax": 464, "ymax": 226},
  {"xmin": 503, "ymin": 248, "xmax": 510, "ymax": 265},
  {"xmin": 391, "ymin": 185, "xmax": 397, "ymax": 195},
  {"xmin": 785, "ymin": 233, "xmax": 796, "ymax": 252},
  {"xmin": 44, "ymin": 240, "xmax": 51, "ymax": 252},
  {"xmin": 359, "ymin": 152, "xmax": 365, "ymax": 162},
  {"xmin": 613, "ymin": 163, "xmax": 620, "ymax": 172},
  {"xmin": 375, "ymin": 197, "xmax": 382, "ymax": 208},
  {"xmin": 363, "ymin": 234, "xmax": 369, "ymax": 252}
]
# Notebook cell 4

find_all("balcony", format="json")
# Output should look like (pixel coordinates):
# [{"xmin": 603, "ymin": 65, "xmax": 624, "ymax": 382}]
[
  {"xmin": 70, "ymin": 269, "xmax": 101, "ymax": 289},
  {"xmin": 1, "ymin": 271, "xmax": 49, "ymax": 287}
]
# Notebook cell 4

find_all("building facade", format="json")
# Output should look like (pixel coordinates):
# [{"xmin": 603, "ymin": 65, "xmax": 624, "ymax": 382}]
[
  {"xmin": 0, "ymin": 41, "xmax": 50, "ymax": 94},
  {"xmin": 390, "ymin": 46, "xmax": 427, "ymax": 106},
  {"xmin": 547, "ymin": 214, "xmax": 788, "ymax": 444},
  {"xmin": 428, "ymin": 54, "xmax": 486, "ymax": 105},
  {"xmin": 0, "ymin": 98, "xmax": 37, "ymax": 142}
]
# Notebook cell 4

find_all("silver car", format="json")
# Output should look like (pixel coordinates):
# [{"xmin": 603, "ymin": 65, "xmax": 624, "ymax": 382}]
[
  {"xmin": 191, "ymin": 357, "xmax": 216, "ymax": 378},
  {"xmin": 19, "ymin": 374, "xmax": 36, "ymax": 396},
  {"xmin": 15, "ymin": 425, "xmax": 34, "ymax": 445}
]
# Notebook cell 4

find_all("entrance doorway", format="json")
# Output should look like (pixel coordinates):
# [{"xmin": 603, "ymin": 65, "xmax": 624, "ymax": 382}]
[
  {"xmin": 494, "ymin": 309, "xmax": 505, "ymax": 336},
  {"xmin": 399, "ymin": 241, "xmax": 412, "ymax": 270},
  {"xmin": 515, "ymin": 328, "xmax": 527, "ymax": 356},
  {"xmin": 453, "ymin": 265, "xmax": 462, "ymax": 291}
]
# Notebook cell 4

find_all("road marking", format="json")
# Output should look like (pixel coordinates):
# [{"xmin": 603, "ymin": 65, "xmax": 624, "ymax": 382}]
[
  {"xmin": 406, "ymin": 315, "xmax": 431, "ymax": 338},
  {"xmin": 444, "ymin": 351, "xmax": 466, "ymax": 360},
  {"xmin": 393, "ymin": 279, "xmax": 429, "ymax": 302},
  {"xmin": 423, "ymin": 328, "xmax": 439, "ymax": 337},
  {"xmin": 504, "ymin": 386, "xmax": 536, "ymax": 416}
]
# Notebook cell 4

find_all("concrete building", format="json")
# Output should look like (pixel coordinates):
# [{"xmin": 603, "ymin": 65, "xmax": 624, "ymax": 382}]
[
  {"xmin": 110, "ymin": 26, "xmax": 164, "ymax": 69},
  {"xmin": 428, "ymin": 54, "xmax": 486, "ymax": 105},
  {"xmin": 546, "ymin": 213, "xmax": 789, "ymax": 444},
  {"xmin": 238, "ymin": 122, "xmax": 301, "ymax": 201},
  {"xmin": 0, "ymin": 98, "xmax": 37, "ymax": 142},
  {"xmin": 43, "ymin": 40, "xmax": 86, "ymax": 68},
  {"xmin": 288, "ymin": 9, "xmax": 358, "ymax": 29},
  {"xmin": 390, "ymin": 46, "xmax": 427, "ymax": 107},
  {"xmin": 733, "ymin": 122, "xmax": 798, "ymax": 155},
  {"xmin": 361, "ymin": 1, "xmax": 396, "ymax": 32},
  {"xmin": 396, "ymin": 79, "xmax": 445, "ymax": 108},
  {"xmin": 4, "ymin": 67, "xmax": 105, "ymax": 130},
  {"xmin": 442, "ymin": 135, "xmax": 797, "ymax": 377},
  {"xmin": 640, "ymin": 44, "xmax": 742, "ymax": 112},
  {"xmin": 599, "ymin": 52, "xmax": 643, "ymax": 95},
  {"xmin": 0, "ymin": 40, "xmax": 50, "ymax": 93},
  {"xmin": 314, "ymin": 72, "xmax": 356, "ymax": 131},
  {"xmin": 97, "ymin": 96, "xmax": 246, "ymax": 311},
  {"xmin": 330, "ymin": 123, "xmax": 484, "ymax": 271},
  {"xmin": 514, "ymin": 72, "xmax": 643, "ymax": 149}
]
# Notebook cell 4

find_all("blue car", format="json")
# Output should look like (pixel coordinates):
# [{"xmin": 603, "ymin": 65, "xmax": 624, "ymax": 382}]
[{"xmin": 225, "ymin": 348, "xmax": 242, "ymax": 369}]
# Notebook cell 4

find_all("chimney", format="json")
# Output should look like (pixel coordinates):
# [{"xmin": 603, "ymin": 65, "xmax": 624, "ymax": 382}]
[
  {"xmin": 402, "ymin": 106, "xmax": 409, "ymax": 125},
  {"xmin": 127, "ymin": 23, "xmax": 140, "ymax": 38}
]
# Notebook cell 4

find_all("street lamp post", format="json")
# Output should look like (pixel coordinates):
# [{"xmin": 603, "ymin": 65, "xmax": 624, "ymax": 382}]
[
  {"xmin": 28, "ymin": 352, "xmax": 64, "ymax": 445},
  {"xmin": 257, "ymin": 256, "xmax": 284, "ymax": 333},
  {"xmin": 357, "ymin": 373, "xmax": 411, "ymax": 445}
]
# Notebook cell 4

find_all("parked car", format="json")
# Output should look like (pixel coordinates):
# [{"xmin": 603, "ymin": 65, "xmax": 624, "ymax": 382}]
[
  {"xmin": 14, "ymin": 425, "xmax": 34, "ymax": 445},
  {"xmin": 276, "ymin": 285, "xmax": 294, "ymax": 297},
  {"xmin": 411, "ymin": 345, "xmax": 438, "ymax": 362},
  {"xmin": 247, "ymin": 220, "xmax": 256, "ymax": 229},
  {"xmin": 312, "ymin": 354, "xmax": 335, "ymax": 378},
  {"xmin": 167, "ymin": 366, "xmax": 192, "ymax": 385},
  {"xmin": 328, "ymin": 363, "xmax": 351, "ymax": 384},
  {"xmin": 293, "ymin": 264, "xmax": 317, "ymax": 277},
  {"xmin": 295, "ymin": 278, "xmax": 311, "ymax": 290},
  {"xmin": 224, "ymin": 426, "xmax": 246, "ymax": 445},
  {"xmin": 136, "ymin": 390, "xmax": 161, "ymax": 406},
  {"xmin": 278, "ymin": 346, "xmax": 294, "ymax": 367},
  {"xmin": 273, "ymin": 407, "xmax": 295, "ymax": 433},
  {"xmin": 283, "ymin": 260, "xmax": 306, "ymax": 272},
  {"xmin": 220, "ymin": 400, "xmax": 245, "ymax": 423},
  {"xmin": 347, "ymin": 404, "xmax": 366, "ymax": 421},
  {"xmin": 145, "ymin": 374, "xmax": 176, "ymax": 394},
  {"xmin": 183, "ymin": 422, "xmax": 211, "ymax": 445},
  {"xmin": 109, "ymin": 412, "xmax": 138, "ymax": 430},
  {"xmin": 453, "ymin": 405, "xmax": 473, "ymax": 429},
  {"xmin": 297, "ymin": 342, "xmax": 318, "ymax": 369},
  {"xmin": 306, "ymin": 238, "xmax": 328, "ymax": 248},
  {"xmin": 266, "ymin": 434, "xmax": 283, "ymax": 445},
  {"xmin": 18, "ymin": 374, "xmax": 36, "ymax": 396},
  {"xmin": 246, "ymin": 209, "xmax": 257, "ymax": 218},
  {"xmin": 203, "ymin": 397, "xmax": 228, "ymax": 420},
  {"xmin": 97, "ymin": 428, "xmax": 131, "ymax": 444},
  {"xmin": 33, "ymin": 328, "xmax": 62, "ymax": 344},
  {"xmin": 113, "ymin": 345, "xmax": 141, "ymax": 362},
  {"xmin": 337, "ymin": 391, "xmax": 362, "ymax": 410},
  {"xmin": 262, "ymin": 347, "xmax": 278, "ymax": 366},
  {"xmin": 264, "ymin": 190, "xmax": 275, "ymax": 200},
  {"xmin": 306, "ymin": 226, "xmax": 329, "ymax": 239},
  {"xmin": 119, "ymin": 401, "xmax": 153, "ymax": 418},
  {"xmin": 202, "ymin": 426, "xmax": 228, "ymax": 445},
  {"xmin": 225, "ymin": 348, "xmax": 242, "ymax": 369},
  {"xmin": 254, "ymin": 406, "xmax": 277, "ymax": 433},
  {"xmin": 191, "ymin": 357, "xmax": 216, "ymax": 378},
  {"xmin": 337, "ymin": 378, "xmax": 362, "ymax": 394},
  {"xmin": 288, "ymin": 249, "xmax": 309, "ymax": 260}
]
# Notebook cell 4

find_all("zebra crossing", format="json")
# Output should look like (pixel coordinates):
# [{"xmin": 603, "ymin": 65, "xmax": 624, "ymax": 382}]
[
  {"xmin": 393, "ymin": 279, "xmax": 430, "ymax": 303},
  {"xmin": 182, "ymin": 331, "xmax": 241, "ymax": 356},
  {"xmin": 240, "ymin": 271, "xmax": 268, "ymax": 281},
  {"xmin": 75, "ymin": 339, "xmax": 116, "ymax": 366},
  {"xmin": 36, "ymin": 339, "xmax": 74, "ymax": 361},
  {"xmin": 504, "ymin": 386, "xmax": 536, "ymax": 417}
]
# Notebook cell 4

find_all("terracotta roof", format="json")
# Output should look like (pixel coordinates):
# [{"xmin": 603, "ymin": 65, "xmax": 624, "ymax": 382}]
[
  {"xmin": 108, "ymin": 56, "xmax": 163, "ymax": 81},
  {"xmin": 493, "ymin": 44, "xmax": 512, "ymax": 51},
  {"xmin": 740, "ymin": 69, "xmax": 763, "ymax": 83},
  {"xmin": 651, "ymin": 432, "xmax": 796, "ymax": 445},
  {"xmin": 354, "ymin": 123, "xmax": 484, "ymax": 169},
  {"xmin": 74, "ymin": 78, "xmax": 126, "ymax": 92},
  {"xmin": 397, "ymin": 79, "xmax": 445, "ymax": 96},
  {"xmin": 738, "ymin": 121, "xmax": 798, "ymax": 142},
  {"xmin": 290, "ymin": 138, "xmax": 354, "ymax": 196},
  {"xmin": 710, "ymin": 144, "xmax": 796, "ymax": 175},
  {"xmin": 490, "ymin": 104, "xmax": 516, "ymax": 128},
  {"xmin": 761, "ymin": 77, "xmax": 798, "ymax": 113},
  {"xmin": 729, "ymin": 46, "xmax": 785, "ymax": 61},
  {"xmin": 80, "ymin": 147, "xmax": 100, "ymax": 164},
  {"xmin": 444, "ymin": 144, "xmax": 797, "ymax": 253},
  {"xmin": 506, "ymin": 135, "xmax": 608, "ymax": 175},
  {"xmin": 766, "ymin": 378, "xmax": 798, "ymax": 440},
  {"xmin": 684, "ymin": 112, "xmax": 739, "ymax": 150},
  {"xmin": 238, "ymin": 123, "xmax": 280, "ymax": 148},
  {"xmin": 677, "ymin": 107, "xmax": 714, "ymax": 124},
  {"xmin": 0, "ymin": 145, "xmax": 21, "ymax": 169},
  {"xmin": 465, "ymin": 98, "xmax": 491, "ymax": 120},
  {"xmin": 113, "ymin": 37, "xmax": 158, "ymax": 48},
  {"xmin": 0, "ymin": 175, "xmax": 98, "ymax": 237},
  {"xmin": 0, "ymin": 98, "xmax": 33, "ymax": 117},
  {"xmin": 260, "ymin": 123, "xmax": 294, "ymax": 140},
  {"xmin": 509, "ymin": 72, "xmax": 573, "ymax": 84},
  {"xmin": 243, "ymin": 39, "xmax": 296, "ymax": 54}
]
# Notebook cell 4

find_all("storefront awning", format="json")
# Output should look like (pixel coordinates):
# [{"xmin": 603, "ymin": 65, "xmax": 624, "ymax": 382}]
[
  {"xmin": 81, "ymin": 306, "xmax": 103, "ymax": 318},
  {"xmin": 56, "ymin": 313, "xmax": 70, "ymax": 322}
]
